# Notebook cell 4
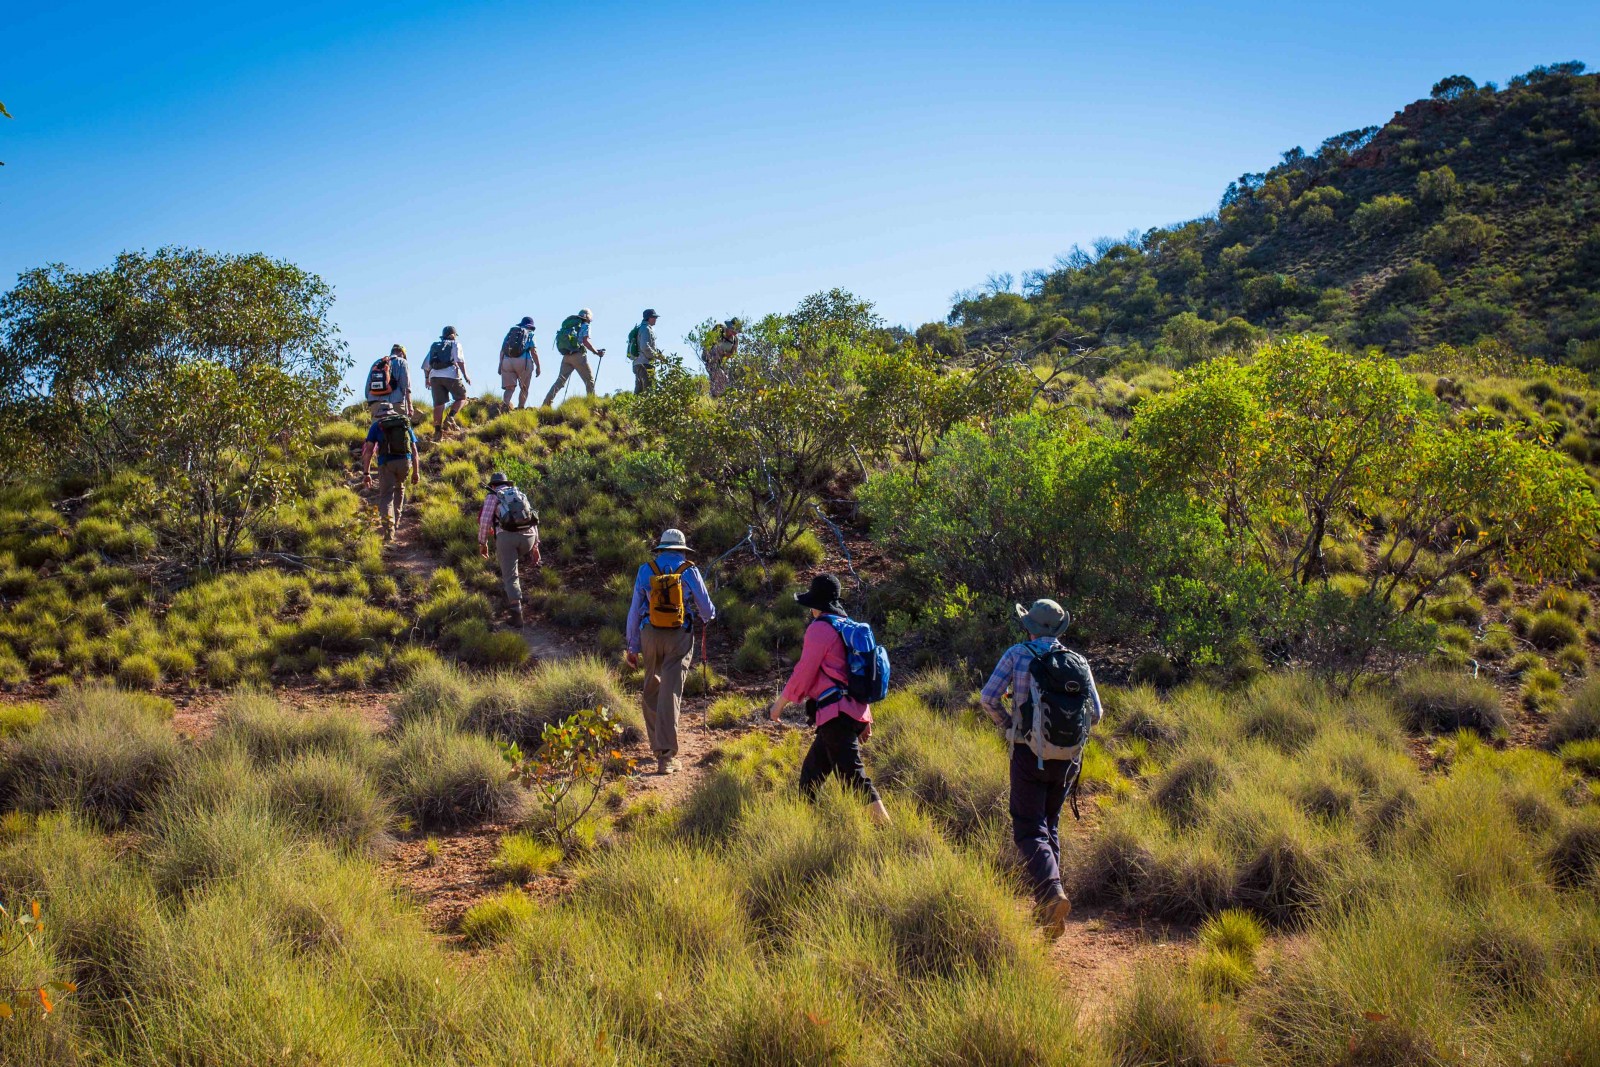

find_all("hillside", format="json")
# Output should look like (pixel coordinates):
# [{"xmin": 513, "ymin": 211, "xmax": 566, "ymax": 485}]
[{"xmin": 950, "ymin": 63, "xmax": 1600, "ymax": 368}]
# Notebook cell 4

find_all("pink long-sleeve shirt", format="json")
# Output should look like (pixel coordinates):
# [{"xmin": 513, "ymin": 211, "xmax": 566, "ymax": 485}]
[{"xmin": 781, "ymin": 617, "xmax": 871, "ymax": 728}]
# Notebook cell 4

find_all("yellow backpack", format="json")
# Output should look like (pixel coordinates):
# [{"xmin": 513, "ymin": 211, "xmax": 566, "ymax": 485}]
[{"xmin": 647, "ymin": 561, "xmax": 692, "ymax": 628}]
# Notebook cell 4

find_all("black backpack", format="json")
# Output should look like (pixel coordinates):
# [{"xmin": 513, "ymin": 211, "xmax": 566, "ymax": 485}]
[
  {"xmin": 377, "ymin": 412, "xmax": 413, "ymax": 458},
  {"xmin": 1017, "ymin": 647, "xmax": 1093, "ymax": 763},
  {"xmin": 428, "ymin": 339, "xmax": 455, "ymax": 370},
  {"xmin": 492, "ymin": 486, "xmax": 538, "ymax": 531},
  {"xmin": 500, "ymin": 326, "xmax": 531, "ymax": 363}
]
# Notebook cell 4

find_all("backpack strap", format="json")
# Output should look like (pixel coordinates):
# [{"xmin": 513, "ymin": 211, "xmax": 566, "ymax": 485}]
[
  {"xmin": 647, "ymin": 560, "xmax": 662, "ymax": 579},
  {"xmin": 672, "ymin": 561, "xmax": 692, "ymax": 577}
]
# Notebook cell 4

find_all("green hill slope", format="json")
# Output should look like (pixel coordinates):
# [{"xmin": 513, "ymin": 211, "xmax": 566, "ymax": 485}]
[{"xmin": 951, "ymin": 63, "xmax": 1600, "ymax": 368}]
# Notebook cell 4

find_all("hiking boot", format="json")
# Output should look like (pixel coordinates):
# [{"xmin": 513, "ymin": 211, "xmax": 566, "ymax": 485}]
[
  {"xmin": 511, "ymin": 606, "xmax": 525, "ymax": 628},
  {"xmin": 657, "ymin": 757, "xmax": 680, "ymax": 776},
  {"xmin": 1036, "ymin": 891, "xmax": 1072, "ymax": 937}
]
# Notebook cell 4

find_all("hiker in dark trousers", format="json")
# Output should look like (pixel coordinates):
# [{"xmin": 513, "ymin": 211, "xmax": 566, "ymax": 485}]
[
  {"xmin": 477, "ymin": 472, "xmax": 540, "ymax": 627},
  {"xmin": 625, "ymin": 529, "xmax": 715, "ymax": 775},
  {"xmin": 427, "ymin": 326, "xmax": 471, "ymax": 436},
  {"xmin": 359, "ymin": 402, "xmax": 419, "ymax": 543},
  {"xmin": 979, "ymin": 598, "xmax": 1103, "ymax": 934},
  {"xmin": 768, "ymin": 575, "xmax": 891, "ymax": 825},
  {"xmin": 364, "ymin": 344, "xmax": 413, "ymax": 416}
]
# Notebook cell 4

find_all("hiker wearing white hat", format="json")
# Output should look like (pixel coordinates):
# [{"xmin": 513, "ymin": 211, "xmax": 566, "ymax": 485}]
[
  {"xmin": 978, "ymin": 598, "xmax": 1104, "ymax": 937},
  {"xmin": 624, "ymin": 528, "xmax": 716, "ymax": 774}
]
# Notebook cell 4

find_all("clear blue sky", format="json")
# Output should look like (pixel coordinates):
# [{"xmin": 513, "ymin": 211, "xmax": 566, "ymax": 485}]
[{"xmin": 3, "ymin": 1, "xmax": 1595, "ymax": 398}]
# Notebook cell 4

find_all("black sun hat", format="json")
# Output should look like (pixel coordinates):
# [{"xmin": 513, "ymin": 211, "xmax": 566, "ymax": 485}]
[{"xmin": 795, "ymin": 574, "xmax": 846, "ymax": 615}]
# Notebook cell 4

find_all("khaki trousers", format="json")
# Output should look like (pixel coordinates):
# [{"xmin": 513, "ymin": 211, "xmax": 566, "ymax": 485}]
[
  {"xmin": 542, "ymin": 353, "xmax": 596, "ymax": 406},
  {"xmin": 376, "ymin": 458, "xmax": 409, "ymax": 534},
  {"xmin": 640, "ymin": 623, "xmax": 694, "ymax": 759},
  {"xmin": 495, "ymin": 527, "xmax": 537, "ymax": 605}
]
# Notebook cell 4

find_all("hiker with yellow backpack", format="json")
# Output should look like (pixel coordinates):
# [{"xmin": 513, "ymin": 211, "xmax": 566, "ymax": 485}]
[{"xmin": 624, "ymin": 529, "xmax": 715, "ymax": 775}]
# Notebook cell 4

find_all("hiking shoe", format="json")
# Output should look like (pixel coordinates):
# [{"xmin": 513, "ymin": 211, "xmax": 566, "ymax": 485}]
[
  {"xmin": 511, "ymin": 607, "xmax": 525, "ymax": 628},
  {"xmin": 1036, "ymin": 892, "xmax": 1072, "ymax": 937},
  {"xmin": 657, "ymin": 757, "xmax": 680, "ymax": 776}
]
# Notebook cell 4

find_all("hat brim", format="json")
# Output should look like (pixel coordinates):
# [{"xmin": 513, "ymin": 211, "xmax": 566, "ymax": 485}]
[
  {"xmin": 653, "ymin": 542, "xmax": 693, "ymax": 554},
  {"xmin": 795, "ymin": 591, "xmax": 846, "ymax": 614},
  {"xmin": 1015, "ymin": 603, "xmax": 1071, "ymax": 636}
]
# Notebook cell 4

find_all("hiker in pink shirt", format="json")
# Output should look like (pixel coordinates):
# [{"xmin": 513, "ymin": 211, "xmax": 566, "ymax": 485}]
[{"xmin": 768, "ymin": 574, "xmax": 891, "ymax": 825}]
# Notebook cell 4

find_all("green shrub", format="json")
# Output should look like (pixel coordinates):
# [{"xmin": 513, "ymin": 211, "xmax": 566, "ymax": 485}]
[
  {"xmin": 705, "ymin": 695, "xmax": 756, "ymax": 730},
  {"xmin": 116, "ymin": 653, "xmax": 162, "ymax": 691},
  {"xmin": 385, "ymin": 717, "xmax": 523, "ymax": 830},
  {"xmin": 1394, "ymin": 670, "xmax": 1505, "ymax": 735},
  {"xmin": 903, "ymin": 668, "xmax": 972, "ymax": 716},
  {"xmin": 268, "ymin": 753, "xmax": 392, "ymax": 854},
  {"xmin": 1192, "ymin": 947, "xmax": 1256, "ymax": 997},
  {"xmin": 467, "ymin": 657, "xmax": 639, "ymax": 746},
  {"xmin": 1523, "ymin": 667, "xmax": 1564, "ymax": 712},
  {"xmin": 213, "ymin": 691, "xmax": 376, "ymax": 767},
  {"xmin": 1530, "ymin": 609, "xmax": 1582, "ymax": 650},
  {"xmin": 778, "ymin": 528, "xmax": 825, "ymax": 566},
  {"xmin": 490, "ymin": 832, "xmax": 563, "ymax": 882},
  {"xmin": 1105, "ymin": 966, "xmax": 1247, "ymax": 1067},
  {"xmin": 1549, "ymin": 678, "xmax": 1600, "ymax": 746},
  {"xmin": 143, "ymin": 791, "xmax": 297, "ymax": 898},
  {"xmin": 1198, "ymin": 907, "xmax": 1267, "ymax": 961},
  {"xmin": 1151, "ymin": 750, "xmax": 1229, "ymax": 826},
  {"xmin": 0, "ymin": 701, "xmax": 45, "ymax": 737},
  {"xmin": 1546, "ymin": 819, "xmax": 1600, "ymax": 888},
  {"xmin": 460, "ymin": 887, "xmax": 536, "ymax": 946},
  {"xmin": 731, "ymin": 635, "xmax": 772, "ymax": 674},
  {"xmin": 390, "ymin": 658, "xmax": 473, "ymax": 729},
  {"xmin": 1558, "ymin": 739, "xmax": 1600, "ymax": 776},
  {"xmin": 1, "ymin": 687, "xmax": 183, "ymax": 828}
]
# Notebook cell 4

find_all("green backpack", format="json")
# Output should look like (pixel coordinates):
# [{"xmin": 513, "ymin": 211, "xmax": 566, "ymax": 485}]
[
  {"xmin": 377, "ymin": 412, "xmax": 414, "ymax": 458},
  {"xmin": 626, "ymin": 324, "xmax": 641, "ymax": 361},
  {"xmin": 555, "ymin": 315, "xmax": 584, "ymax": 357}
]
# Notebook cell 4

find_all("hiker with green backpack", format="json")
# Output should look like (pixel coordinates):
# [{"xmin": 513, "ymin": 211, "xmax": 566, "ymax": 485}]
[
  {"xmin": 978, "ymin": 598, "xmax": 1104, "ymax": 935},
  {"xmin": 767, "ymin": 574, "xmax": 893, "ymax": 825},
  {"xmin": 629, "ymin": 309, "xmax": 660, "ymax": 394},
  {"xmin": 476, "ymin": 472, "xmax": 541, "ymax": 627},
  {"xmin": 541, "ymin": 309, "xmax": 604, "ymax": 406},
  {"xmin": 426, "ymin": 326, "xmax": 472, "ymax": 436},
  {"xmin": 497, "ymin": 316, "xmax": 541, "ymax": 410},
  {"xmin": 624, "ymin": 529, "xmax": 716, "ymax": 775},
  {"xmin": 359, "ymin": 402, "xmax": 420, "ymax": 543}
]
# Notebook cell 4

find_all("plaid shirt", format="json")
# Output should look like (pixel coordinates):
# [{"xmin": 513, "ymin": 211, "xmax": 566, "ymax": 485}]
[
  {"xmin": 478, "ymin": 492, "xmax": 541, "ymax": 560},
  {"xmin": 979, "ymin": 637, "xmax": 1104, "ymax": 732}
]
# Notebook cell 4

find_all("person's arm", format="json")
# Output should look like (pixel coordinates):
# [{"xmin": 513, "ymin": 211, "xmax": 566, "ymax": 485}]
[
  {"xmin": 978, "ymin": 646, "xmax": 1020, "ymax": 728},
  {"xmin": 360, "ymin": 440, "xmax": 376, "ymax": 484},
  {"xmin": 769, "ymin": 620, "xmax": 827, "ymax": 720},
  {"xmin": 580, "ymin": 324, "xmax": 603, "ymax": 358},
  {"xmin": 686, "ymin": 567, "xmax": 715, "ymax": 625},
  {"xmin": 528, "ymin": 527, "xmax": 542, "ymax": 567},
  {"xmin": 455, "ymin": 342, "xmax": 471, "ymax": 386},
  {"xmin": 477, "ymin": 495, "xmax": 497, "ymax": 553},
  {"xmin": 624, "ymin": 569, "xmax": 647, "ymax": 665},
  {"xmin": 1083, "ymin": 661, "xmax": 1105, "ymax": 726},
  {"xmin": 409, "ymin": 431, "xmax": 420, "ymax": 483},
  {"xmin": 525, "ymin": 335, "xmax": 541, "ymax": 375},
  {"xmin": 397, "ymin": 361, "xmax": 413, "ymax": 414}
]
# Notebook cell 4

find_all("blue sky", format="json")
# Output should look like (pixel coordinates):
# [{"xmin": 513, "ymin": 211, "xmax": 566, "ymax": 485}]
[{"xmin": 3, "ymin": 1, "xmax": 1596, "ymax": 398}]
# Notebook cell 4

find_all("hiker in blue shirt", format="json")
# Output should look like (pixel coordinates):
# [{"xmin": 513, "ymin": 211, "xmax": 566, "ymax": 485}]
[
  {"xmin": 623, "ymin": 529, "xmax": 715, "ymax": 775},
  {"xmin": 359, "ymin": 402, "xmax": 420, "ymax": 543}
]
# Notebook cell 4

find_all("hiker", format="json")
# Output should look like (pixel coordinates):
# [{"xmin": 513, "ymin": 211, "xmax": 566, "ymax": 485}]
[
  {"xmin": 364, "ymin": 344, "xmax": 413, "ymax": 415},
  {"xmin": 542, "ymin": 309, "xmax": 604, "ymax": 406},
  {"xmin": 767, "ymin": 574, "xmax": 892, "ymax": 825},
  {"xmin": 426, "ymin": 326, "xmax": 471, "ymax": 436},
  {"xmin": 978, "ymin": 598, "xmax": 1104, "ymax": 934},
  {"xmin": 359, "ymin": 402, "xmax": 420, "ymax": 543},
  {"xmin": 624, "ymin": 528, "xmax": 715, "ymax": 775},
  {"xmin": 498, "ymin": 316, "xmax": 541, "ymax": 410},
  {"xmin": 629, "ymin": 309, "xmax": 660, "ymax": 394},
  {"xmin": 702, "ymin": 318, "xmax": 740, "ymax": 398},
  {"xmin": 476, "ymin": 472, "xmax": 540, "ymax": 627}
]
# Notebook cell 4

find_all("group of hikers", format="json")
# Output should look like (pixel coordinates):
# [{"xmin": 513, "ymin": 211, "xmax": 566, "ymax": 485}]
[
  {"xmin": 360, "ymin": 310, "xmax": 745, "ymax": 434},
  {"xmin": 356, "ymin": 312, "xmax": 1097, "ymax": 934}
]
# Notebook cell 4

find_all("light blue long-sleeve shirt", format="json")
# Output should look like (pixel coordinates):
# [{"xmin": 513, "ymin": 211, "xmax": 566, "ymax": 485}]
[
  {"xmin": 365, "ymin": 355, "xmax": 411, "ymax": 404},
  {"xmin": 625, "ymin": 552, "xmax": 715, "ymax": 654}
]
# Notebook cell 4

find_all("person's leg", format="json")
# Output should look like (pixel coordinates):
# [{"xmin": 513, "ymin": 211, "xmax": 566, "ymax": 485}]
[
  {"xmin": 1044, "ymin": 761, "xmax": 1069, "ymax": 877},
  {"xmin": 376, "ymin": 461, "xmax": 399, "ymax": 539},
  {"xmin": 652, "ymin": 626, "xmax": 693, "ymax": 766},
  {"xmin": 575, "ymin": 356, "xmax": 596, "ymax": 397},
  {"xmin": 798, "ymin": 726, "xmax": 835, "ymax": 798},
  {"xmin": 639, "ymin": 625, "xmax": 668, "ymax": 759},
  {"xmin": 516, "ymin": 358, "xmax": 533, "ymax": 408},
  {"xmin": 430, "ymin": 382, "xmax": 448, "ymax": 433},
  {"xmin": 501, "ymin": 362, "xmax": 516, "ymax": 406},
  {"xmin": 446, "ymin": 380, "xmax": 467, "ymax": 427},
  {"xmin": 494, "ymin": 529, "xmax": 524, "ymax": 608},
  {"xmin": 1008, "ymin": 745, "xmax": 1061, "ymax": 903},
  {"xmin": 541, "ymin": 362, "xmax": 573, "ymax": 407},
  {"xmin": 822, "ymin": 715, "xmax": 882, "ymax": 804}
]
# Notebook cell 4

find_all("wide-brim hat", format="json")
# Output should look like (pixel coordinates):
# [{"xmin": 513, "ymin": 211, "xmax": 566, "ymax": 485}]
[
  {"xmin": 518, "ymin": 316, "xmax": 535, "ymax": 329},
  {"xmin": 371, "ymin": 401, "xmax": 396, "ymax": 416},
  {"xmin": 653, "ymin": 528, "xmax": 692, "ymax": 553},
  {"xmin": 485, "ymin": 471, "xmax": 512, "ymax": 489},
  {"xmin": 795, "ymin": 574, "xmax": 846, "ymax": 615},
  {"xmin": 1016, "ymin": 599, "xmax": 1071, "ymax": 637}
]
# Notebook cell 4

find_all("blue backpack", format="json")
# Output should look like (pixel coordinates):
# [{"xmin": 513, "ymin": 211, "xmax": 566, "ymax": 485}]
[{"xmin": 818, "ymin": 616, "xmax": 891, "ymax": 706}]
